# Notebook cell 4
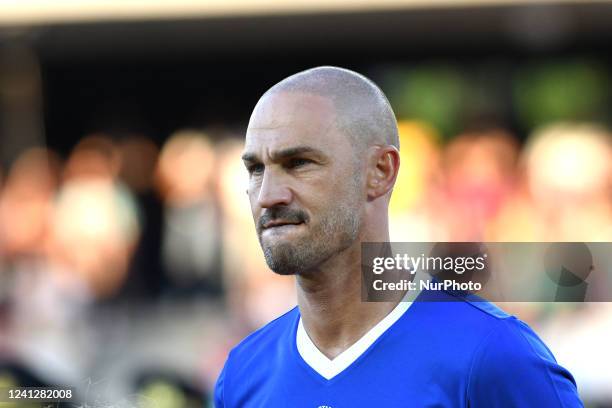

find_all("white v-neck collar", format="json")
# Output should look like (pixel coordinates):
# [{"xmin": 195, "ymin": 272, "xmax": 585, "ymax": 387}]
[{"xmin": 296, "ymin": 293, "xmax": 415, "ymax": 380}]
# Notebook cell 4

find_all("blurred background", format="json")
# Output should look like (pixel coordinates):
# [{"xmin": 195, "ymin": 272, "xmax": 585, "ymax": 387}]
[{"xmin": 0, "ymin": 0, "xmax": 611, "ymax": 406}]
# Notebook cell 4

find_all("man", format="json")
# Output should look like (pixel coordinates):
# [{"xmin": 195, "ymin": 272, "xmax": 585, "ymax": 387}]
[{"xmin": 214, "ymin": 66, "xmax": 583, "ymax": 407}]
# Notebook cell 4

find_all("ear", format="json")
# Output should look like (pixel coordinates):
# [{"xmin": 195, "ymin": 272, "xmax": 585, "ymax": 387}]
[{"xmin": 366, "ymin": 145, "xmax": 400, "ymax": 200}]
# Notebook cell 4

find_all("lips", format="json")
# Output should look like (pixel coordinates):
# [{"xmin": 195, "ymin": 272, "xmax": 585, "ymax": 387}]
[
  {"xmin": 258, "ymin": 207, "xmax": 309, "ymax": 233},
  {"xmin": 262, "ymin": 220, "xmax": 304, "ymax": 229}
]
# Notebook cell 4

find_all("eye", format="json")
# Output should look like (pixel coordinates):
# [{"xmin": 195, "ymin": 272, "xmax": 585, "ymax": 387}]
[
  {"xmin": 247, "ymin": 163, "xmax": 264, "ymax": 175},
  {"xmin": 286, "ymin": 158, "xmax": 313, "ymax": 169}
]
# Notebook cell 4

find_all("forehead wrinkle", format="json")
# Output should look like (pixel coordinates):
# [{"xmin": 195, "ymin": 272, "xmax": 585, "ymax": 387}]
[
  {"xmin": 269, "ymin": 146, "xmax": 327, "ymax": 162},
  {"xmin": 242, "ymin": 144, "xmax": 329, "ymax": 165}
]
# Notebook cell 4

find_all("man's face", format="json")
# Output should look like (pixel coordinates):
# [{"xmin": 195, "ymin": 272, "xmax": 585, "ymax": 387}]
[{"xmin": 243, "ymin": 91, "xmax": 363, "ymax": 275}]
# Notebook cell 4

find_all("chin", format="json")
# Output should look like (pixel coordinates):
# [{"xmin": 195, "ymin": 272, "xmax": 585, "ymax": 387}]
[{"xmin": 263, "ymin": 245, "xmax": 308, "ymax": 276}]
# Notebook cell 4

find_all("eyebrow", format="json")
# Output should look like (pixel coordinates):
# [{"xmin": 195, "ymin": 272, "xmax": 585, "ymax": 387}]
[{"xmin": 241, "ymin": 146, "xmax": 326, "ymax": 163}]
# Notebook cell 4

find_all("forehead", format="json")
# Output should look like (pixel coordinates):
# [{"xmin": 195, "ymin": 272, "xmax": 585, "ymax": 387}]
[{"xmin": 245, "ymin": 91, "xmax": 344, "ymax": 154}]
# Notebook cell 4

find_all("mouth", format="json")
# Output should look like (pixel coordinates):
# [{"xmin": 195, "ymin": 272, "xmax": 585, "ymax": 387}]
[{"xmin": 261, "ymin": 220, "xmax": 305, "ymax": 233}]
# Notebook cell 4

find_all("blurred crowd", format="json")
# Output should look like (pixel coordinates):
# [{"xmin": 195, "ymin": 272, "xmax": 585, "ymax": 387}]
[{"xmin": 0, "ymin": 117, "xmax": 611, "ymax": 406}]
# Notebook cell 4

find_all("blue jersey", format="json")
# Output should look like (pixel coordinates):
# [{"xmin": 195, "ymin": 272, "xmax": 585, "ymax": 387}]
[{"xmin": 214, "ymin": 289, "xmax": 583, "ymax": 407}]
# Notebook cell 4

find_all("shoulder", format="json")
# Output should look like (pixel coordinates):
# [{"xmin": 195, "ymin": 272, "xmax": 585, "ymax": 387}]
[
  {"xmin": 474, "ymin": 314, "xmax": 557, "ymax": 365},
  {"xmin": 216, "ymin": 307, "xmax": 300, "ymax": 406},
  {"xmin": 412, "ymin": 288, "xmax": 515, "ymax": 335},
  {"xmin": 416, "ymin": 290, "xmax": 583, "ymax": 406},
  {"xmin": 459, "ymin": 302, "xmax": 583, "ymax": 406},
  {"xmin": 226, "ymin": 306, "xmax": 299, "ymax": 367},
  {"xmin": 418, "ymin": 289, "xmax": 562, "ymax": 368},
  {"xmin": 435, "ymin": 289, "xmax": 560, "ymax": 366}
]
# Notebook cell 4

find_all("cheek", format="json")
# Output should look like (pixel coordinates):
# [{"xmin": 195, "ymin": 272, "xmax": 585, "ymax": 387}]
[
  {"xmin": 249, "ymin": 193, "xmax": 258, "ymax": 210},
  {"xmin": 247, "ymin": 187, "xmax": 260, "ymax": 212},
  {"xmin": 297, "ymin": 180, "xmax": 343, "ymax": 215},
  {"xmin": 247, "ymin": 176, "xmax": 262, "ymax": 197}
]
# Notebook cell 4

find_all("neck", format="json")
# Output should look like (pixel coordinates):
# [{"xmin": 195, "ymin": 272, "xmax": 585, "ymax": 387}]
[{"xmin": 296, "ymin": 221, "xmax": 399, "ymax": 359}]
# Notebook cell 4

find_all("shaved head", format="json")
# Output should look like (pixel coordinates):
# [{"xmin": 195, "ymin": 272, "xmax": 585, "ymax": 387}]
[{"xmin": 261, "ymin": 66, "xmax": 399, "ymax": 155}]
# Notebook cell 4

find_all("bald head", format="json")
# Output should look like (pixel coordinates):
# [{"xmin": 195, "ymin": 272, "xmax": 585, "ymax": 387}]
[{"xmin": 257, "ymin": 66, "xmax": 399, "ymax": 154}]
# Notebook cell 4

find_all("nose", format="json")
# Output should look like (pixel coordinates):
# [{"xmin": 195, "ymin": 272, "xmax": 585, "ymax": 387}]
[{"xmin": 256, "ymin": 169, "xmax": 292, "ymax": 209}]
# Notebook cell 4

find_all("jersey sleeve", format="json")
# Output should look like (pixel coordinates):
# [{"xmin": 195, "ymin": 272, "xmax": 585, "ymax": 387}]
[
  {"xmin": 467, "ymin": 317, "xmax": 584, "ymax": 408},
  {"xmin": 214, "ymin": 360, "xmax": 228, "ymax": 408}
]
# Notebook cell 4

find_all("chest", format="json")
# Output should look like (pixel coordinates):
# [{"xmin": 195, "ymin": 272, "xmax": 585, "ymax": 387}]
[{"xmin": 229, "ymin": 345, "xmax": 470, "ymax": 408}]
